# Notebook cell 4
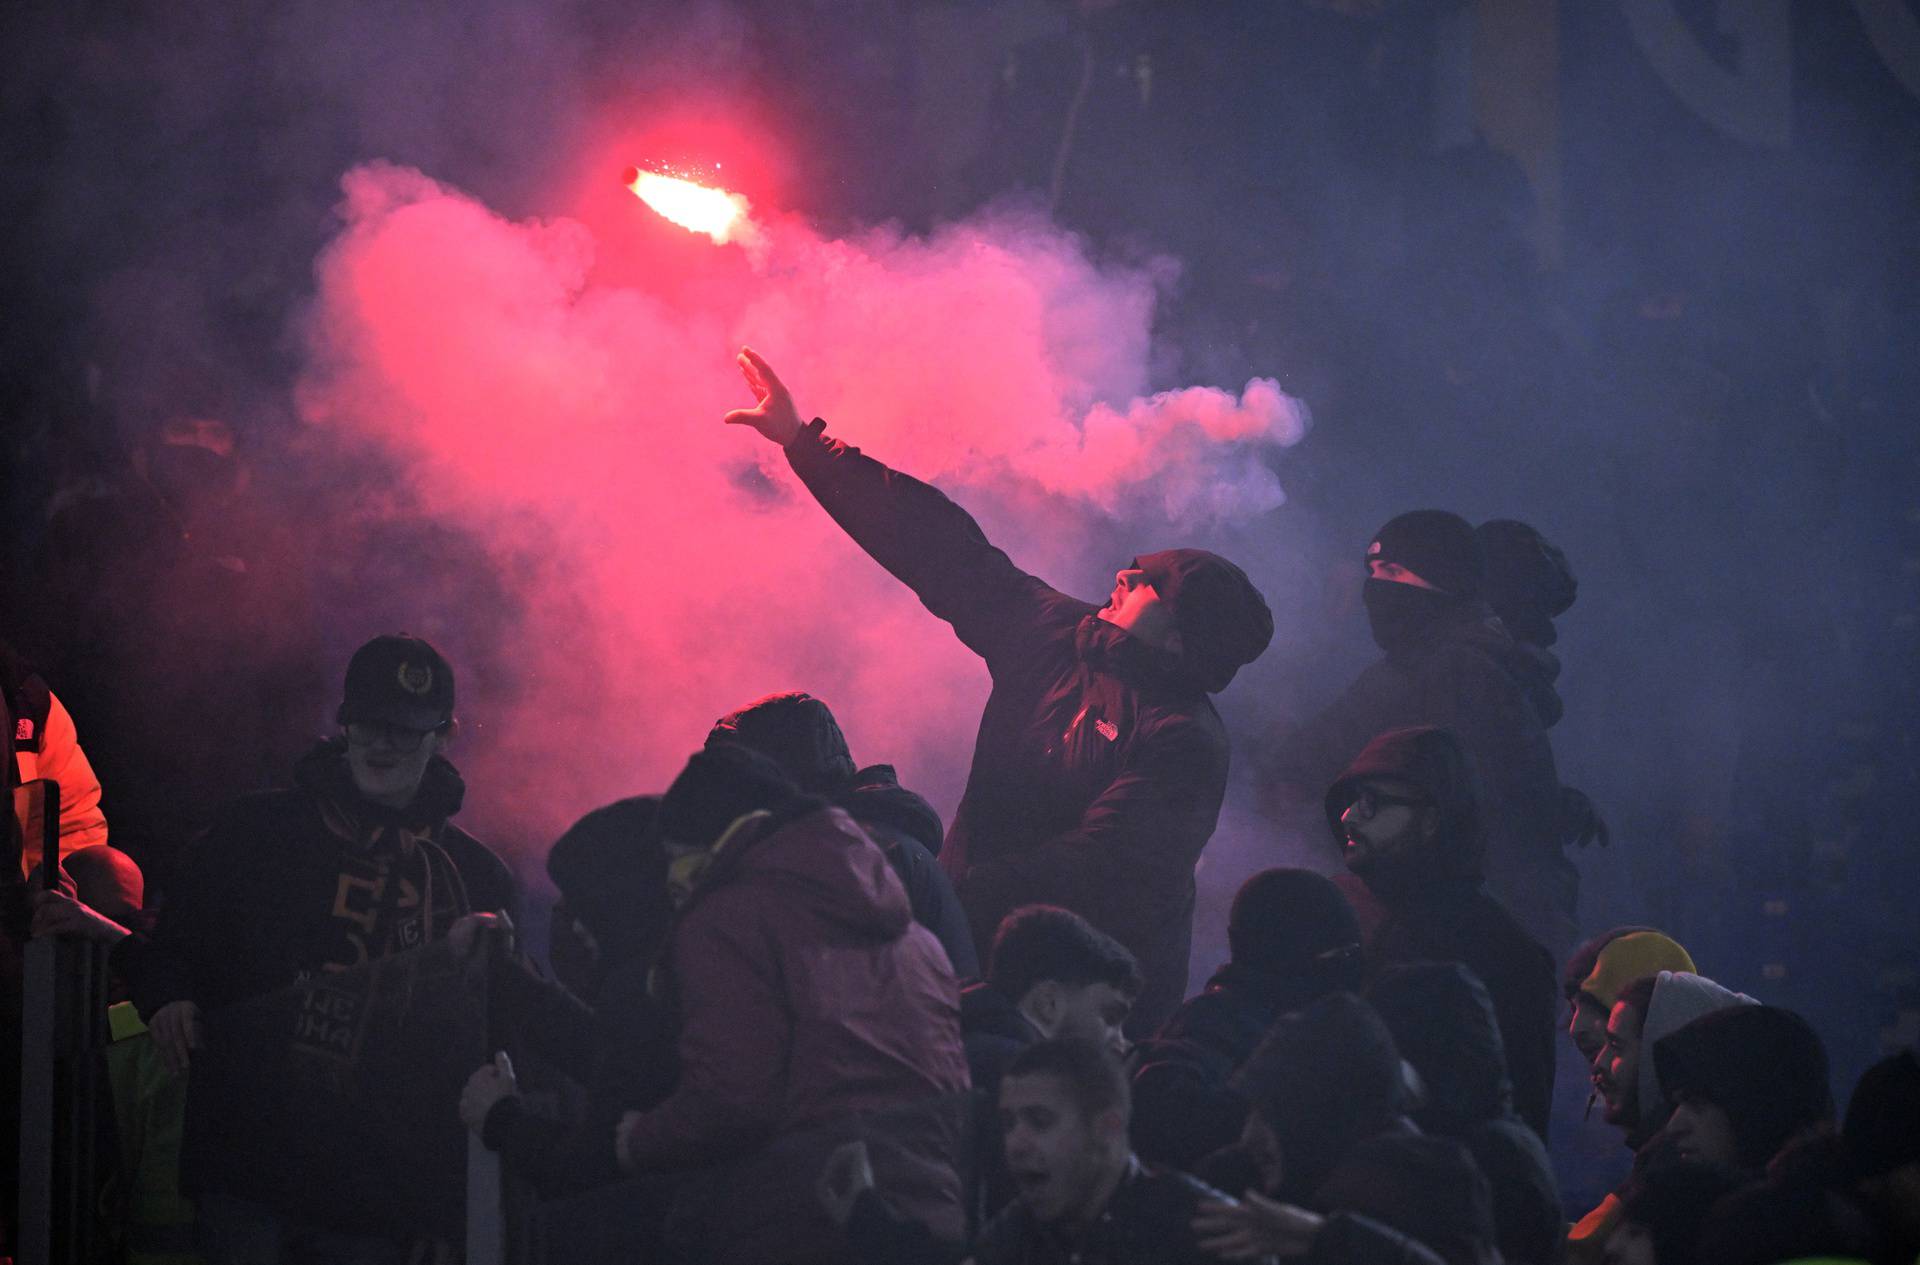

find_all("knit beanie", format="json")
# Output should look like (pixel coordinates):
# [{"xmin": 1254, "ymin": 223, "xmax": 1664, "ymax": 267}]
[
  {"xmin": 1226, "ymin": 868, "xmax": 1363, "ymax": 984},
  {"xmin": 1580, "ymin": 932, "xmax": 1698, "ymax": 1009},
  {"xmin": 1133, "ymin": 549, "xmax": 1274, "ymax": 693},
  {"xmin": 706, "ymin": 691, "xmax": 856, "ymax": 794},
  {"xmin": 1476, "ymin": 519, "xmax": 1577, "ymax": 646},
  {"xmin": 1367, "ymin": 510, "xmax": 1485, "ymax": 599},
  {"xmin": 1842, "ymin": 1048, "xmax": 1920, "ymax": 1181},
  {"xmin": 1563, "ymin": 925, "xmax": 1662, "ymax": 1001},
  {"xmin": 1654, "ymin": 1005, "xmax": 1834, "ymax": 1172},
  {"xmin": 545, "ymin": 796, "xmax": 670, "ymax": 965},
  {"xmin": 1636, "ymin": 971, "xmax": 1759, "ymax": 1135}
]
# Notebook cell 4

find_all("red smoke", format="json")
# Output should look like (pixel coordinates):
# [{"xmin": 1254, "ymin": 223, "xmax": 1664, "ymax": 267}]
[{"xmin": 298, "ymin": 160, "xmax": 1307, "ymax": 860}]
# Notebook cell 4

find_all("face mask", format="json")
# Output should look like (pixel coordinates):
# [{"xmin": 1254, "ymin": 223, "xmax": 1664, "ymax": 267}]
[{"xmin": 1363, "ymin": 578, "xmax": 1460, "ymax": 655}]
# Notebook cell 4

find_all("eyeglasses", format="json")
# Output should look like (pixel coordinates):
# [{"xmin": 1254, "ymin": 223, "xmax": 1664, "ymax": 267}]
[
  {"xmin": 344, "ymin": 720, "xmax": 445, "ymax": 753},
  {"xmin": 1345, "ymin": 786, "xmax": 1431, "ymax": 818}
]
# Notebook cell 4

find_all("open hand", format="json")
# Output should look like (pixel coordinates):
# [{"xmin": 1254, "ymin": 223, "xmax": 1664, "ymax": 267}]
[
  {"xmin": 30, "ymin": 889, "xmax": 131, "ymax": 944},
  {"xmin": 722, "ymin": 347, "xmax": 803, "ymax": 447},
  {"xmin": 149, "ymin": 1000, "xmax": 204, "ymax": 1078}
]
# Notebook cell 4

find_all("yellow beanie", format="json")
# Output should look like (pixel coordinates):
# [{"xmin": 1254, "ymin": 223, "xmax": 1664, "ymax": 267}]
[{"xmin": 1579, "ymin": 931, "xmax": 1695, "ymax": 1006}]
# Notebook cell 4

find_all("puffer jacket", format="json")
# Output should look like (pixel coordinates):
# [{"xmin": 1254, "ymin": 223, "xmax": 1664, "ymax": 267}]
[
  {"xmin": 618, "ymin": 803, "xmax": 970, "ymax": 1265},
  {"xmin": 787, "ymin": 422, "xmax": 1254, "ymax": 1032}
]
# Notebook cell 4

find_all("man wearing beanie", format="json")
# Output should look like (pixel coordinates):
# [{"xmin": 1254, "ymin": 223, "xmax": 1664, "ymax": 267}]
[
  {"xmin": 1651, "ymin": 1004, "xmax": 1834, "ymax": 1175},
  {"xmin": 707, "ymin": 690, "xmax": 977, "ymax": 976},
  {"xmin": 121, "ymin": 633, "xmax": 515, "ymax": 1260},
  {"xmin": 1263, "ymin": 508, "xmax": 1580, "ymax": 960},
  {"xmin": 1563, "ymin": 927, "xmax": 1696, "ymax": 1062},
  {"xmin": 1131, "ymin": 868, "xmax": 1363, "ymax": 1170},
  {"xmin": 1323, "ymin": 725, "xmax": 1558, "ymax": 1140},
  {"xmin": 724, "ymin": 349, "xmax": 1274, "ymax": 1033},
  {"xmin": 614, "ymin": 745, "xmax": 970, "ymax": 1265}
]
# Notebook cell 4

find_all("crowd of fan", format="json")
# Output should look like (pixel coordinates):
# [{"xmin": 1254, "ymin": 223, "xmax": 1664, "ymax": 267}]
[{"xmin": 4, "ymin": 631, "xmax": 1917, "ymax": 1265}]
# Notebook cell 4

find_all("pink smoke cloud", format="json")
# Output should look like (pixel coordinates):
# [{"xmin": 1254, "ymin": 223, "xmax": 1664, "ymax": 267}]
[{"xmin": 297, "ymin": 161, "xmax": 1308, "ymax": 859}]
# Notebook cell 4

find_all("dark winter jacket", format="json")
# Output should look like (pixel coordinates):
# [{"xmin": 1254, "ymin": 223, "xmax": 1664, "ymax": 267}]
[
  {"xmin": 1324, "ymin": 728, "xmax": 1558, "ymax": 1141},
  {"xmin": 1367, "ymin": 963, "xmax": 1563, "ymax": 1265},
  {"xmin": 959, "ymin": 980, "xmax": 1043, "ymax": 1097},
  {"xmin": 787, "ymin": 420, "xmax": 1262, "ymax": 1032},
  {"xmin": 1312, "ymin": 1133, "xmax": 1501, "ymax": 1265},
  {"xmin": 617, "ymin": 802, "xmax": 970, "ymax": 1265},
  {"xmin": 1265, "ymin": 599, "xmax": 1575, "ymax": 947},
  {"xmin": 125, "ymin": 739, "xmax": 514, "ymax": 1019},
  {"xmin": 1131, "ymin": 960, "xmax": 1343, "ymax": 1171},
  {"xmin": 481, "ymin": 956, "xmax": 678, "ymax": 1197},
  {"xmin": 840, "ymin": 765, "xmax": 979, "ymax": 978},
  {"xmin": 971, "ymin": 1160, "xmax": 1233, "ymax": 1265}
]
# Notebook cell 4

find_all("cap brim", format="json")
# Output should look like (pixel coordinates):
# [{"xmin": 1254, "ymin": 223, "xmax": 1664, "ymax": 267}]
[{"xmin": 338, "ymin": 700, "xmax": 448, "ymax": 731}]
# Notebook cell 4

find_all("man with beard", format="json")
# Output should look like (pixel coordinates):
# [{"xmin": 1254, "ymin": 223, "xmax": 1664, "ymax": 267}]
[
  {"xmin": 1571, "ymin": 970, "xmax": 1754, "ymax": 1263},
  {"xmin": 1264, "ymin": 511, "xmax": 1576, "ymax": 958},
  {"xmin": 1325, "ymin": 725, "xmax": 1558, "ymax": 1140},
  {"xmin": 723, "ymin": 349, "xmax": 1273, "ymax": 1033}
]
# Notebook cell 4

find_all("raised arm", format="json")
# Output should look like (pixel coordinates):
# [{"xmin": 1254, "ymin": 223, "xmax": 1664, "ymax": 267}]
[{"xmin": 725, "ymin": 348, "xmax": 1061, "ymax": 667}]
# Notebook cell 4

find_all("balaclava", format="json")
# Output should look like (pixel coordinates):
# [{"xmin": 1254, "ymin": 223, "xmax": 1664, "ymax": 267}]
[{"xmin": 1363, "ymin": 510, "xmax": 1485, "ymax": 655}]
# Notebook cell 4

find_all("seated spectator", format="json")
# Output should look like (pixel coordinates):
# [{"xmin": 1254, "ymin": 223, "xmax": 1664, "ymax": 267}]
[
  {"xmin": 1367, "ymin": 962, "xmax": 1562, "ymax": 1265},
  {"xmin": 1326, "ymin": 725, "xmax": 1559, "ymax": 1138},
  {"xmin": 970, "ymin": 1037, "xmax": 1232, "ymax": 1265},
  {"xmin": 962, "ymin": 905, "xmax": 1140, "ymax": 1096},
  {"xmin": 1572, "ymin": 970, "xmax": 1755, "ymax": 1262},
  {"xmin": 1651, "ymin": 1004, "xmax": 1833, "ymax": 1177},
  {"xmin": 1841, "ymin": 1048, "xmax": 1920, "ymax": 1264},
  {"xmin": 1131, "ymin": 867, "xmax": 1363, "ymax": 1171},
  {"xmin": 1601, "ymin": 1157, "xmax": 1743, "ymax": 1265},
  {"xmin": 613, "ymin": 744, "xmax": 969, "ymax": 1265},
  {"xmin": 121, "ymin": 633, "xmax": 515, "ymax": 1262},
  {"xmin": 707, "ymin": 690, "xmax": 977, "ymax": 976},
  {"xmin": 459, "ymin": 797, "xmax": 678, "ymax": 1197},
  {"xmin": 1561, "ymin": 927, "xmax": 1695, "ymax": 1064}
]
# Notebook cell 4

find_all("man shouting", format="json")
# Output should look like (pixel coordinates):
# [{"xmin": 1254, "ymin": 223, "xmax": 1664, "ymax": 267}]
[{"xmin": 724, "ymin": 349, "xmax": 1272, "ymax": 1031}]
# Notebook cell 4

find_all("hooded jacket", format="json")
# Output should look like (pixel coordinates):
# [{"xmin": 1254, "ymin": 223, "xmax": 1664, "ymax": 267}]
[
  {"xmin": 1266, "ymin": 593, "xmax": 1575, "ymax": 952},
  {"xmin": 839, "ymin": 764, "xmax": 979, "ymax": 978},
  {"xmin": 785, "ymin": 421, "xmax": 1269, "ymax": 1032},
  {"xmin": 617, "ymin": 801, "xmax": 971, "ymax": 1265},
  {"xmin": 1366, "ymin": 963, "xmax": 1562, "ymax": 1265},
  {"xmin": 1324, "ymin": 727, "xmax": 1559, "ymax": 1141},
  {"xmin": 126, "ymin": 739, "xmax": 513, "ymax": 1019}
]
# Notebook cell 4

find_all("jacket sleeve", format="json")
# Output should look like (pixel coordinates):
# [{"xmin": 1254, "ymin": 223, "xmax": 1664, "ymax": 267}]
[
  {"xmin": 37, "ymin": 693, "xmax": 109, "ymax": 853},
  {"xmin": 960, "ymin": 716, "xmax": 1226, "ymax": 927},
  {"xmin": 784, "ymin": 420, "xmax": 1061, "ymax": 670},
  {"xmin": 616, "ymin": 893, "xmax": 789, "ymax": 1171},
  {"xmin": 1130, "ymin": 1040, "xmax": 1249, "ymax": 1172},
  {"xmin": 891, "ymin": 836, "xmax": 981, "ymax": 980}
]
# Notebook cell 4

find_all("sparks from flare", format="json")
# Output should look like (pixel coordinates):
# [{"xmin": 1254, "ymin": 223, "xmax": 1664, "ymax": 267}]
[{"xmin": 622, "ymin": 165, "xmax": 749, "ymax": 244}]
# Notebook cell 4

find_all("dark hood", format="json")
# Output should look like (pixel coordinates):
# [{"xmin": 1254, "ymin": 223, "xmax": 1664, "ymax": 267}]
[
  {"xmin": 1325, "ymin": 726, "xmax": 1485, "ymax": 886},
  {"xmin": 1652, "ymin": 1004, "xmax": 1834, "ymax": 1172},
  {"xmin": 836, "ymin": 764, "xmax": 945, "ymax": 856},
  {"xmin": 293, "ymin": 736, "xmax": 466, "ymax": 843},
  {"xmin": 684, "ymin": 805, "xmax": 914, "ymax": 943},
  {"xmin": 546, "ymin": 796, "xmax": 671, "ymax": 972},
  {"xmin": 1132, "ymin": 548, "xmax": 1273, "ymax": 693},
  {"xmin": 1366, "ymin": 962, "xmax": 1514, "ymax": 1133}
]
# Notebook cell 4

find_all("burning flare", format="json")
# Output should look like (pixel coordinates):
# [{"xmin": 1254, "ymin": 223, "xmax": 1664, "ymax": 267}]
[{"xmin": 622, "ymin": 165, "xmax": 748, "ymax": 244}]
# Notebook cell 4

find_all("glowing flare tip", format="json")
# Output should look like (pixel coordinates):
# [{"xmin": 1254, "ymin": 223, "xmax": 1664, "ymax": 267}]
[{"xmin": 622, "ymin": 166, "xmax": 748, "ymax": 244}]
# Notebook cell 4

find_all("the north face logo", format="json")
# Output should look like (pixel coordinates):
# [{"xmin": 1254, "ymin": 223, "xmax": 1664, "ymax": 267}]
[
  {"xmin": 14, "ymin": 718, "xmax": 33, "ymax": 743},
  {"xmin": 1094, "ymin": 719, "xmax": 1119, "ymax": 742}
]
